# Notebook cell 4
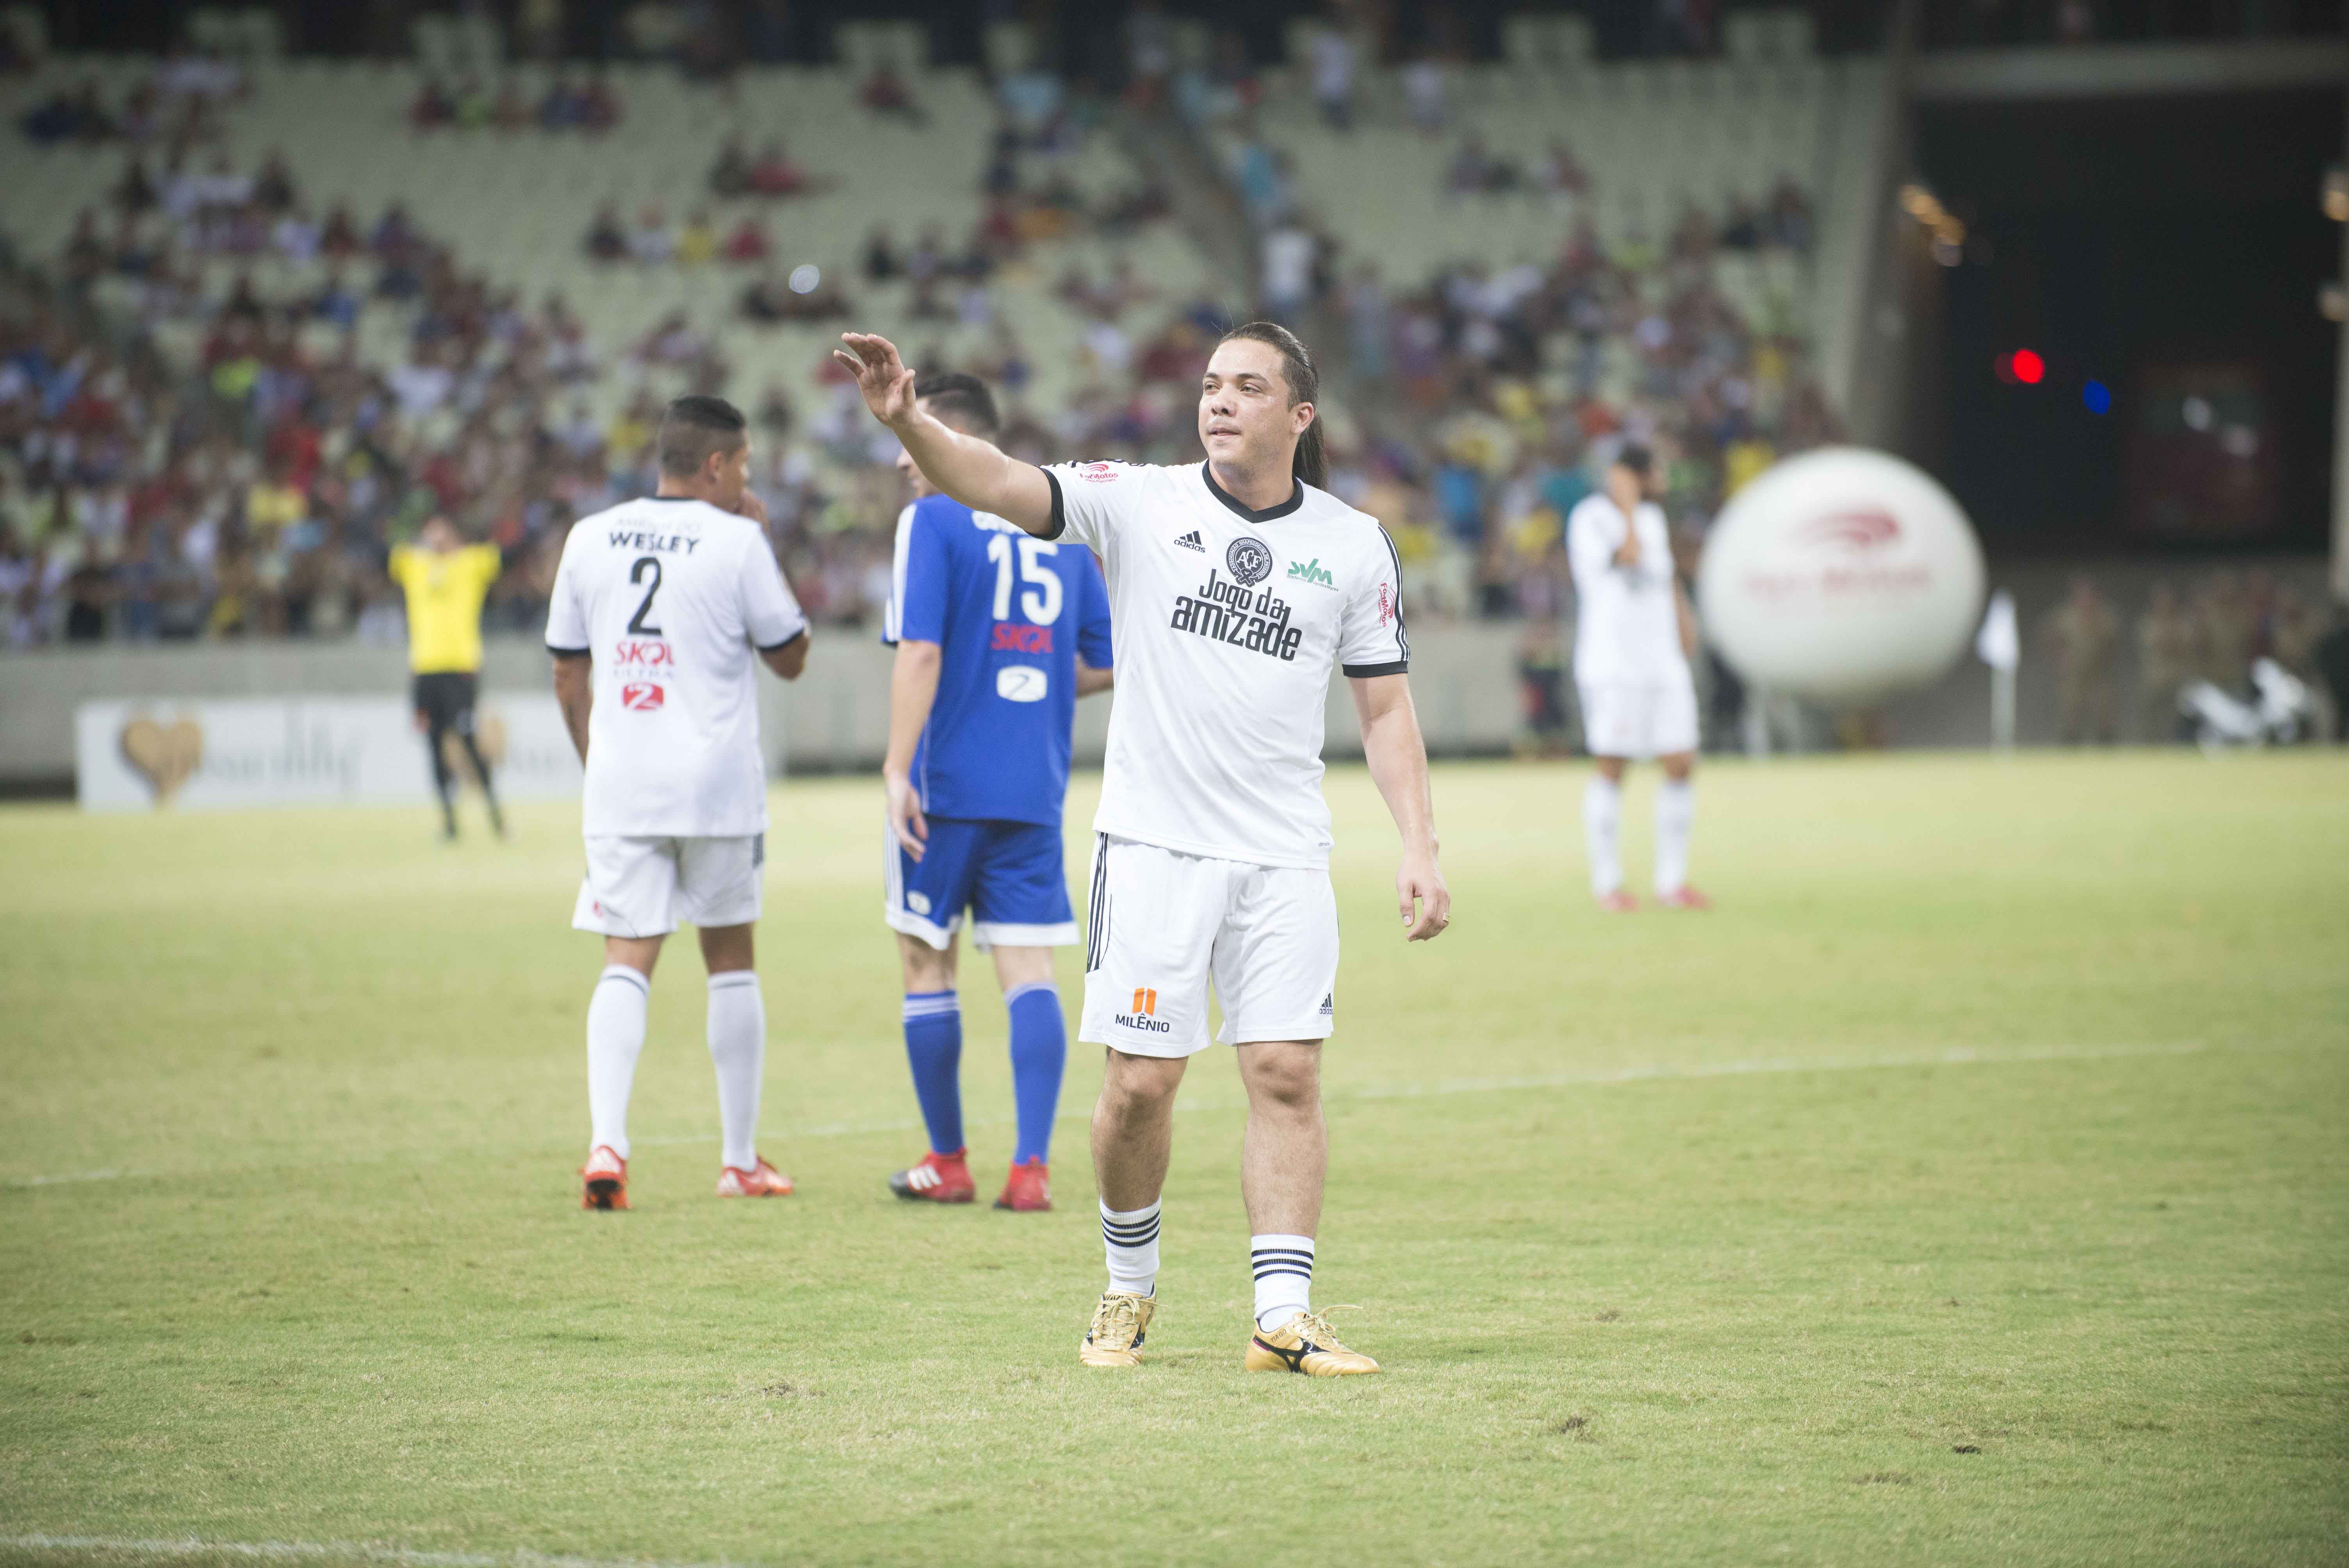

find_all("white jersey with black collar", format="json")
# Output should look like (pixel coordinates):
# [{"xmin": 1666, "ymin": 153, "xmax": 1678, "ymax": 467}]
[
  {"xmin": 545, "ymin": 495, "xmax": 807, "ymax": 839},
  {"xmin": 1042, "ymin": 460, "xmax": 1408, "ymax": 870}
]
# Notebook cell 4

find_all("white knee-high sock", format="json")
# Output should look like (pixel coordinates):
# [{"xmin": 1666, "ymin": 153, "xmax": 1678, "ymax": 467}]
[
  {"xmin": 707, "ymin": 971, "xmax": 765, "ymax": 1172},
  {"xmin": 1583, "ymin": 775, "xmax": 1623, "ymax": 895},
  {"xmin": 586, "ymin": 964, "xmax": 649, "ymax": 1158},
  {"xmin": 1654, "ymin": 778, "xmax": 1695, "ymax": 896}
]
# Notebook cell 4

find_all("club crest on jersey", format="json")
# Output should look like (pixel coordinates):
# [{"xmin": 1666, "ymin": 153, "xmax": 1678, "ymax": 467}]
[
  {"xmin": 620, "ymin": 682, "xmax": 665, "ymax": 712},
  {"xmin": 1226, "ymin": 536, "xmax": 1273, "ymax": 586}
]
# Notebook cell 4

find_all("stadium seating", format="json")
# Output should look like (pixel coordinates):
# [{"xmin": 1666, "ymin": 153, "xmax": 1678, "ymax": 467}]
[
  {"xmin": 0, "ymin": 52, "xmax": 1223, "ymax": 429},
  {"xmin": 1216, "ymin": 48, "xmax": 1880, "ymax": 354}
]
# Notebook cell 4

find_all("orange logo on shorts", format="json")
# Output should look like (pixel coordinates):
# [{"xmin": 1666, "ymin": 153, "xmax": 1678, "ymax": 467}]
[{"xmin": 1130, "ymin": 987, "xmax": 1158, "ymax": 1016}]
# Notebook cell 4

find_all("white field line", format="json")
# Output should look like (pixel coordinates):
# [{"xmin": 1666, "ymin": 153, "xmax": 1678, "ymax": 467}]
[
  {"xmin": 2, "ymin": 1041, "xmax": 2204, "ymax": 1191},
  {"xmin": 0, "ymin": 1537, "xmax": 735, "ymax": 1568}
]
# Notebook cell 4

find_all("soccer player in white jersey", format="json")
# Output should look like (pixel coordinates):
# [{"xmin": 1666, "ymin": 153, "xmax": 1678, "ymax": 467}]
[
  {"xmin": 837, "ymin": 321, "xmax": 1449, "ymax": 1377},
  {"xmin": 545, "ymin": 395, "xmax": 813, "ymax": 1210},
  {"xmin": 1564, "ymin": 445, "xmax": 1709, "ymax": 911}
]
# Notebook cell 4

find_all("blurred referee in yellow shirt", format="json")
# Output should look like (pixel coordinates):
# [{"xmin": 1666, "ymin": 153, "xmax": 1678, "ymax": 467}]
[{"xmin": 388, "ymin": 516, "xmax": 507, "ymax": 841}]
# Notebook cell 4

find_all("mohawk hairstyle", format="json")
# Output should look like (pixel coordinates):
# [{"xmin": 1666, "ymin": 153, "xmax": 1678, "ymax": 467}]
[
  {"xmin": 657, "ymin": 395, "xmax": 749, "ymax": 478},
  {"xmin": 913, "ymin": 371, "xmax": 1000, "ymax": 438}
]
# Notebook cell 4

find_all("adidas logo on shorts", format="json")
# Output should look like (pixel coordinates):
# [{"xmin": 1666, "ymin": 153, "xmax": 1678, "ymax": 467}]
[
  {"xmin": 1318, "ymin": 993, "xmax": 1334, "ymax": 1016},
  {"xmin": 1173, "ymin": 530, "xmax": 1205, "ymax": 552}
]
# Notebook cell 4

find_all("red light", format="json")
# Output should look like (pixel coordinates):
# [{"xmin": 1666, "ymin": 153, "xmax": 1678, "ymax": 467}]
[{"xmin": 2011, "ymin": 349, "xmax": 2045, "ymax": 385}]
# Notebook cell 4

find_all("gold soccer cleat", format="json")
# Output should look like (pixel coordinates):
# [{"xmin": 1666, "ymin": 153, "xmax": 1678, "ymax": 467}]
[
  {"xmin": 1244, "ymin": 1309, "xmax": 1380, "ymax": 1376},
  {"xmin": 1079, "ymin": 1290, "xmax": 1155, "ymax": 1367}
]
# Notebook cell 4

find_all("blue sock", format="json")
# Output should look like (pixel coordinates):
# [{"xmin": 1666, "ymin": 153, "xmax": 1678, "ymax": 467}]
[
  {"xmin": 1005, "ymin": 981, "xmax": 1067, "ymax": 1165},
  {"xmin": 902, "ymin": 990, "xmax": 962, "ymax": 1155}
]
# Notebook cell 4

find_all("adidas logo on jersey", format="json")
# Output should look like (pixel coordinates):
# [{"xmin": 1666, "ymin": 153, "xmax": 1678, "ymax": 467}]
[{"xmin": 1173, "ymin": 531, "xmax": 1206, "ymax": 552}]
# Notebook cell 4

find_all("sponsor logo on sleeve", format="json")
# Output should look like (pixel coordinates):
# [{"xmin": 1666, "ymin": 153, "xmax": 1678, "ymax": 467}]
[
  {"xmin": 1377, "ymin": 582, "xmax": 1394, "ymax": 627},
  {"xmin": 1076, "ymin": 462, "xmax": 1121, "ymax": 484},
  {"xmin": 1285, "ymin": 557, "xmax": 1337, "ymax": 590}
]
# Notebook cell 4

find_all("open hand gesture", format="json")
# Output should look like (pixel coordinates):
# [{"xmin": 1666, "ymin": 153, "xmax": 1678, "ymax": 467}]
[{"xmin": 834, "ymin": 333, "xmax": 917, "ymax": 427}]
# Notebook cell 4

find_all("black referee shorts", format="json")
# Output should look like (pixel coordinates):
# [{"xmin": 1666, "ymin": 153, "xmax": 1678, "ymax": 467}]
[{"xmin": 411, "ymin": 671, "xmax": 479, "ymax": 735}]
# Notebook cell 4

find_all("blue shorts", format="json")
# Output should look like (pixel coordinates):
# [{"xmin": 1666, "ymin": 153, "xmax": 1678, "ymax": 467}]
[{"xmin": 883, "ymin": 816, "xmax": 1077, "ymax": 951}]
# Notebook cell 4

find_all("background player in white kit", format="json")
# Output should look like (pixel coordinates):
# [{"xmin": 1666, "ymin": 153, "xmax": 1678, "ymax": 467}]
[
  {"xmin": 838, "ymin": 321, "xmax": 1449, "ymax": 1377},
  {"xmin": 1565, "ymin": 445, "xmax": 1709, "ymax": 912},
  {"xmin": 546, "ymin": 396, "xmax": 812, "ymax": 1209}
]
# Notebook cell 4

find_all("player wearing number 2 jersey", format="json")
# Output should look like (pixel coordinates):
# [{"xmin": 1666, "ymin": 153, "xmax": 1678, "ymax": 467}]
[
  {"xmin": 546, "ymin": 395, "xmax": 811, "ymax": 1210},
  {"xmin": 877, "ymin": 372, "xmax": 1113, "ymax": 1214},
  {"xmin": 838, "ymin": 321, "xmax": 1450, "ymax": 1379}
]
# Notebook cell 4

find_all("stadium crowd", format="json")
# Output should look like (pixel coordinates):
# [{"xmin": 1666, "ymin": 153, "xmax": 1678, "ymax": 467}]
[{"xmin": 4, "ymin": 20, "xmax": 2342, "ymax": 752}]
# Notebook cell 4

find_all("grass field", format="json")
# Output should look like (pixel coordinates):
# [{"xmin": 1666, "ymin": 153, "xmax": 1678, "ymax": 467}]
[{"xmin": 1, "ymin": 751, "xmax": 2344, "ymax": 1568}]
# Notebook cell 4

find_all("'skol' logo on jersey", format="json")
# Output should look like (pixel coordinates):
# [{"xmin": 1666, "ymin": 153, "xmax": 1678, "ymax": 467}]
[
  {"xmin": 620, "ymin": 682, "xmax": 665, "ymax": 712},
  {"xmin": 991, "ymin": 623, "xmax": 1053, "ymax": 652},
  {"xmin": 1285, "ymin": 557, "xmax": 1337, "ymax": 590},
  {"xmin": 1225, "ymin": 536, "xmax": 1273, "ymax": 586}
]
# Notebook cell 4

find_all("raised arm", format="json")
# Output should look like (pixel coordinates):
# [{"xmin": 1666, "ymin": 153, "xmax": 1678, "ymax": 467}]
[
  {"xmin": 835, "ymin": 333, "xmax": 1056, "ymax": 535},
  {"xmin": 1349, "ymin": 672, "xmax": 1450, "ymax": 942}
]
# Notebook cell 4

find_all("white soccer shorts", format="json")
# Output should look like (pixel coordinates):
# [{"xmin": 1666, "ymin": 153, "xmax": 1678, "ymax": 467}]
[
  {"xmin": 573, "ymin": 834, "xmax": 764, "ymax": 938},
  {"xmin": 1578, "ymin": 678, "xmax": 1700, "ymax": 760},
  {"xmin": 1078, "ymin": 835, "xmax": 1339, "ymax": 1059}
]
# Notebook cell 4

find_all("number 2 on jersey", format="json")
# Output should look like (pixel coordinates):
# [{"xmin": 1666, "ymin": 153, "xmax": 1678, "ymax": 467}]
[
  {"xmin": 627, "ymin": 556, "xmax": 664, "ymax": 635},
  {"xmin": 984, "ymin": 535, "xmax": 1062, "ymax": 624}
]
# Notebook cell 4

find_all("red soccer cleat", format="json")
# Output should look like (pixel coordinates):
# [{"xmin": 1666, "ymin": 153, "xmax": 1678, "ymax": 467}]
[
  {"xmin": 1655, "ymin": 886, "xmax": 1713, "ymax": 911},
  {"xmin": 888, "ymin": 1148, "xmax": 975, "ymax": 1204},
  {"xmin": 716, "ymin": 1156, "xmax": 795, "ymax": 1197},
  {"xmin": 581, "ymin": 1145, "xmax": 629, "ymax": 1211},
  {"xmin": 994, "ymin": 1157, "xmax": 1052, "ymax": 1212},
  {"xmin": 1595, "ymin": 889, "xmax": 1639, "ymax": 913}
]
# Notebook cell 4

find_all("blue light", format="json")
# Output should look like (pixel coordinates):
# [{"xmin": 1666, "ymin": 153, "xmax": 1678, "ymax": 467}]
[{"xmin": 2083, "ymin": 380, "xmax": 2112, "ymax": 415}]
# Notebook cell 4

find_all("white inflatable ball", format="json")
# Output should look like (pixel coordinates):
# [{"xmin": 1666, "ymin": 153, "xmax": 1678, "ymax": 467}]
[{"xmin": 1698, "ymin": 446, "xmax": 1986, "ymax": 705}]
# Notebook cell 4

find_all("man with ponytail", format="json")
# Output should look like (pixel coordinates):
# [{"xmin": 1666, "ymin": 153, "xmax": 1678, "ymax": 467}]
[{"xmin": 837, "ymin": 322, "xmax": 1450, "ymax": 1377}]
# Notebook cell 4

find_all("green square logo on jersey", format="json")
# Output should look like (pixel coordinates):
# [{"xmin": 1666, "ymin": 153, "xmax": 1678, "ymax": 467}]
[{"xmin": 1286, "ymin": 558, "xmax": 1337, "ymax": 590}]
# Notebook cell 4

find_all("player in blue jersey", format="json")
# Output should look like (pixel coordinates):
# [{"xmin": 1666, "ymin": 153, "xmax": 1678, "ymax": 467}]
[{"xmin": 879, "ymin": 372, "xmax": 1114, "ymax": 1212}]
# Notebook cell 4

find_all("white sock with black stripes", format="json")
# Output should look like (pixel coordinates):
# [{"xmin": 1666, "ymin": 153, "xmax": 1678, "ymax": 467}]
[
  {"xmin": 586, "ymin": 964, "xmax": 649, "ymax": 1158},
  {"xmin": 1251, "ymin": 1233, "xmax": 1315, "ymax": 1333},
  {"xmin": 1101, "ymin": 1200, "xmax": 1161, "ymax": 1297}
]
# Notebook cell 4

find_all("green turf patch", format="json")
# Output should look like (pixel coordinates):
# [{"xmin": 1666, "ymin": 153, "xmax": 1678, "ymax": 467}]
[{"xmin": 2, "ymin": 753, "xmax": 2343, "ymax": 1566}]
